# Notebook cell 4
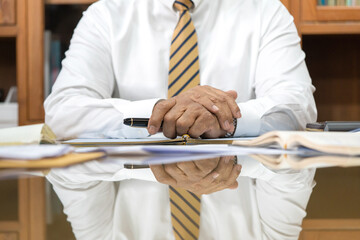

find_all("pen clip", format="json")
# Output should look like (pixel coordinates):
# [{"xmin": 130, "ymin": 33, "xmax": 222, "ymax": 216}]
[{"xmin": 181, "ymin": 134, "xmax": 190, "ymax": 144}]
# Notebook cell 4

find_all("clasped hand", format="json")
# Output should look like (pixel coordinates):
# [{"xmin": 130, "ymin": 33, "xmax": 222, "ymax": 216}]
[
  {"xmin": 147, "ymin": 85, "xmax": 241, "ymax": 139},
  {"xmin": 150, "ymin": 156, "xmax": 242, "ymax": 195}
]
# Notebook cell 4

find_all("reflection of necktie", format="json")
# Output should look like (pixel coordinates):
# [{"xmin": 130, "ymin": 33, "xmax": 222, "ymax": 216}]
[{"xmin": 168, "ymin": 1, "xmax": 201, "ymax": 239}]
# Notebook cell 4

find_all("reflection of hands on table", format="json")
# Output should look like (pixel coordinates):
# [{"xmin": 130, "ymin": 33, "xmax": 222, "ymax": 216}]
[
  {"xmin": 147, "ymin": 86, "xmax": 241, "ymax": 139},
  {"xmin": 150, "ymin": 156, "xmax": 242, "ymax": 195}
]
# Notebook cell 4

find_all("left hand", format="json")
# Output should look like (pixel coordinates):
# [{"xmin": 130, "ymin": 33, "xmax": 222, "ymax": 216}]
[{"xmin": 150, "ymin": 156, "xmax": 241, "ymax": 195}]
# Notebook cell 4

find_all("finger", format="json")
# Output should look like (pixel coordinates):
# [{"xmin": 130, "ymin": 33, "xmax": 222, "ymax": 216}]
[
  {"xmin": 188, "ymin": 110, "xmax": 214, "ymax": 138},
  {"xmin": 213, "ymin": 88, "xmax": 241, "ymax": 118},
  {"xmin": 211, "ymin": 100, "xmax": 235, "ymax": 133},
  {"xmin": 224, "ymin": 163, "xmax": 242, "ymax": 189},
  {"xmin": 202, "ymin": 160, "xmax": 241, "ymax": 194},
  {"xmin": 150, "ymin": 164, "xmax": 177, "ymax": 185},
  {"xmin": 218, "ymin": 156, "xmax": 236, "ymax": 177},
  {"xmin": 175, "ymin": 105, "xmax": 202, "ymax": 136},
  {"xmin": 198, "ymin": 88, "xmax": 236, "ymax": 132},
  {"xmin": 162, "ymin": 107, "xmax": 184, "ymax": 139},
  {"xmin": 226, "ymin": 90, "xmax": 238, "ymax": 100},
  {"xmin": 212, "ymin": 88, "xmax": 241, "ymax": 120},
  {"xmin": 190, "ymin": 94, "xmax": 220, "ymax": 115},
  {"xmin": 163, "ymin": 163, "xmax": 187, "ymax": 182},
  {"xmin": 194, "ymin": 158, "xmax": 220, "ymax": 175},
  {"xmin": 199, "ymin": 170, "xmax": 220, "ymax": 185},
  {"xmin": 176, "ymin": 161, "xmax": 201, "ymax": 178},
  {"xmin": 148, "ymin": 99, "xmax": 176, "ymax": 135}
]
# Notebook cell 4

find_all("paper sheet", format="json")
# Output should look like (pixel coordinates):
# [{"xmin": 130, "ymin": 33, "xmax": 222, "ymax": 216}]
[{"xmin": 0, "ymin": 145, "xmax": 73, "ymax": 160}]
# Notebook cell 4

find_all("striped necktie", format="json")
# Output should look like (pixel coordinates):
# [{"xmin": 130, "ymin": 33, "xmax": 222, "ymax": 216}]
[
  {"xmin": 168, "ymin": 1, "xmax": 201, "ymax": 239},
  {"xmin": 168, "ymin": 0, "xmax": 200, "ymax": 99}
]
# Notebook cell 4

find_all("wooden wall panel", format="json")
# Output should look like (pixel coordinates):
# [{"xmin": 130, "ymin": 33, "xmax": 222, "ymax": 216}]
[
  {"xmin": 16, "ymin": 0, "xmax": 29, "ymax": 125},
  {"xmin": 26, "ymin": 0, "xmax": 45, "ymax": 122}
]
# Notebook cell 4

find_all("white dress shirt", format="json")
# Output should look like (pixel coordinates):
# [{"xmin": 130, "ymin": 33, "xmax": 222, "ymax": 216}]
[
  {"xmin": 44, "ymin": 0, "xmax": 317, "ymax": 140},
  {"xmin": 46, "ymin": 157, "xmax": 316, "ymax": 240}
]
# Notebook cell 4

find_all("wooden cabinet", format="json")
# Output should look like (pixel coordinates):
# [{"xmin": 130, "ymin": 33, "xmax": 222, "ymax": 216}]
[
  {"xmin": 302, "ymin": 0, "xmax": 360, "ymax": 21},
  {"xmin": 0, "ymin": 0, "xmax": 15, "ymax": 25},
  {"xmin": 298, "ymin": 0, "xmax": 360, "ymax": 34}
]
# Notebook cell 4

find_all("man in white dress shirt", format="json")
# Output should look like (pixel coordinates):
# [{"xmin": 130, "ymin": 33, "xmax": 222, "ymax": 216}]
[{"xmin": 44, "ymin": 0, "xmax": 317, "ymax": 238}]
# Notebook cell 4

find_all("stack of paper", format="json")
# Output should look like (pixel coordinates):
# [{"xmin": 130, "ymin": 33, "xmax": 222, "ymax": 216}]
[{"xmin": 0, "ymin": 145, "xmax": 105, "ymax": 169}]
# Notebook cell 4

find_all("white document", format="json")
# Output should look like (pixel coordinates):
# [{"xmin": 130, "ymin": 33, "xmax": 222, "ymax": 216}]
[{"xmin": 0, "ymin": 145, "xmax": 73, "ymax": 160}]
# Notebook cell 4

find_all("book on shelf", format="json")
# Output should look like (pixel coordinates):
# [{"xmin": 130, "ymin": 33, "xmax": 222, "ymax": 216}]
[
  {"xmin": 44, "ymin": 30, "xmax": 62, "ymax": 98},
  {"xmin": 318, "ymin": 0, "xmax": 360, "ymax": 6}
]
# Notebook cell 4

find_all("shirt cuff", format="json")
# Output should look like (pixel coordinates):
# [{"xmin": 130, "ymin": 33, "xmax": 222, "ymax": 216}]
[{"xmin": 234, "ymin": 102, "xmax": 262, "ymax": 137}]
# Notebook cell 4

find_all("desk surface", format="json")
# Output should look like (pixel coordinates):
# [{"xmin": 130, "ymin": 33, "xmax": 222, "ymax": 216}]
[{"xmin": 0, "ymin": 155, "xmax": 360, "ymax": 240}]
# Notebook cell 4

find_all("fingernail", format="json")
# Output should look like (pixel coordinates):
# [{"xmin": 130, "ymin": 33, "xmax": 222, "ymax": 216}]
[
  {"xmin": 212, "ymin": 105, "xmax": 219, "ymax": 111},
  {"xmin": 224, "ymin": 120, "xmax": 230, "ymax": 130},
  {"xmin": 236, "ymin": 165, "xmax": 242, "ymax": 172},
  {"xmin": 236, "ymin": 111, "xmax": 241, "ymax": 118},
  {"xmin": 149, "ymin": 125, "xmax": 156, "ymax": 134},
  {"xmin": 212, "ymin": 173, "xmax": 219, "ymax": 179}
]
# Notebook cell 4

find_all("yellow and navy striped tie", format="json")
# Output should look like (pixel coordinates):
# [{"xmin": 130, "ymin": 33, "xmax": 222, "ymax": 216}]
[
  {"xmin": 168, "ymin": 0, "xmax": 200, "ymax": 99},
  {"xmin": 168, "ymin": 1, "xmax": 201, "ymax": 239}
]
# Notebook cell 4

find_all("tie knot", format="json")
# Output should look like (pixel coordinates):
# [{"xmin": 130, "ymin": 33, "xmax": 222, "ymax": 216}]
[{"xmin": 173, "ymin": 0, "xmax": 194, "ymax": 12}]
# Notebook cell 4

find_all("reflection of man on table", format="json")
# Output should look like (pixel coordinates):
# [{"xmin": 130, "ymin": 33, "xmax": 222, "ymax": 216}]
[
  {"xmin": 47, "ymin": 158, "xmax": 315, "ymax": 239},
  {"xmin": 44, "ymin": 0, "xmax": 317, "ymax": 238}
]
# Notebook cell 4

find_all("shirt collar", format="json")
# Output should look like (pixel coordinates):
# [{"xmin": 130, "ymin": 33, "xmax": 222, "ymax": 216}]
[{"xmin": 159, "ymin": 0, "xmax": 203, "ymax": 12}]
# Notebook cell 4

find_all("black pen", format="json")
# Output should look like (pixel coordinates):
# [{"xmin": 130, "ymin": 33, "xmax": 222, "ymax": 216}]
[{"xmin": 123, "ymin": 118, "xmax": 163, "ymax": 128}]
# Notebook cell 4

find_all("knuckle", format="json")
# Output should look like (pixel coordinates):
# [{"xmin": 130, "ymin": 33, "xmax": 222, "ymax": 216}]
[
  {"xmin": 202, "ymin": 111, "xmax": 213, "ymax": 120},
  {"xmin": 192, "ymin": 92, "xmax": 202, "ymax": 100},
  {"xmin": 192, "ymin": 184, "xmax": 202, "ymax": 192},
  {"xmin": 208, "ymin": 97, "xmax": 217, "ymax": 103},
  {"xmin": 188, "ymin": 130, "xmax": 201, "ymax": 139},
  {"xmin": 164, "ymin": 114, "xmax": 174, "ymax": 122},
  {"xmin": 202, "ymin": 167, "xmax": 214, "ymax": 175},
  {"xmin": 163, "ymin": 165, "xmax": 172, "ymax": 172},
  {"xmin": 176, "ymin": 118, "xmax": 187, "ymax": 128},
  {"xmin": 156, "ymin": 101, "xmax": 168, "ymax": 111},
  {"xmin": 218, "ymin": 95, "xmax": 226, "ymax": 102},
  {"xmin": 155, "ymin": 175, "xmax": 166, "ymax": 183}
]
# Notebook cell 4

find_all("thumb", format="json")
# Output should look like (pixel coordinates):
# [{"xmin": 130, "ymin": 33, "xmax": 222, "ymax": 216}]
[{"xmin": 226, "ymin": 90, "xmax": 238, "ymax": 100}]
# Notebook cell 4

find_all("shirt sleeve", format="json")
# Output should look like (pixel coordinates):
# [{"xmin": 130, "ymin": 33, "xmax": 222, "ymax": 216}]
[
  {"xmin": 256, "ymin": 169, "xmax": 316, "ymax": 240},
  {"xmin": 45, "ymin": 160, "xmax": 157, "ymax": 239},
  {"xmin": 234, "ymin": 1, "xmax": 317, "ymax": 137},
  {"xmin": 44, "ymin": 3, "xmax": 160, "ymax": 140},
  {"xmin": 238, "ymin": 156, "xmax": 316, "ymax": 240}
]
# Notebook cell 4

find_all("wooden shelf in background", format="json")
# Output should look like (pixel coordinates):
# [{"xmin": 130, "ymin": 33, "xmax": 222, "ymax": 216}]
[
  {"xmin": 302, "ymin": 0, "xmax": 360, "ymax": 22},
  {"xmin": 301, "ymin": 22, "xmax": 360, "ymax": 34},
  {"xmin": 0, "ymin": 26, "xmax": 17, "ymax": 37},
  {"xmin": 45, "ymin": 0, "xmax": 96, "ymax": 4}
]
